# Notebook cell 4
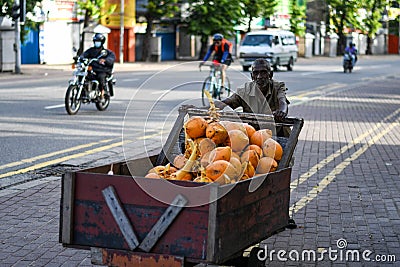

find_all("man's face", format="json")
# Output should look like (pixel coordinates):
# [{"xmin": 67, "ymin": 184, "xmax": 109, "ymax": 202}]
[
  {"xmin": 214, "ymin": 40, "xmax": 221, "ymax": 46},
  {"xmin": 252, "ymin": 69, "xmax": 270, "ymax": 88}
]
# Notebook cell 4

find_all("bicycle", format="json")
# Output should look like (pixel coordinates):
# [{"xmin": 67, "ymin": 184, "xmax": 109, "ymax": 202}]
[{"xmin": 199, "ymin": 62, "xmax": 231, "ymax": 106}]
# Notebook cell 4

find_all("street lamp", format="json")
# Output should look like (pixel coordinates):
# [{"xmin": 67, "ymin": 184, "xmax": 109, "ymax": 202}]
[{"xmin": 119, "ymin": 0, "xmax": 124, "ymax": 64}]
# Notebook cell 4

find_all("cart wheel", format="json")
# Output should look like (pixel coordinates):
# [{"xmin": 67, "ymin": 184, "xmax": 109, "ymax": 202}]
[{"xmin": 247, "ymin": 247, "xmax": 266, "ymax": 267}]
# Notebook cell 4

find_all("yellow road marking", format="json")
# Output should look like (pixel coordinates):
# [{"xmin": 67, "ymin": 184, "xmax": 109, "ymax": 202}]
[
  {"xmin": 289, "ymin": 83, "xmax": 344, "ymax": 99},
  {"xmin": 0, "ymin": 139, "xmax": 115, "ymax": 171},
  {"xmin": 137, "ymin": 133, "xmax": 162, "ymax": 140},
  {"xmin": 0, "ymin": 140, "xmax": 132, "ymax": 179},
  {"xmin": 290, "ymin": 108, "xmax": 400, "ymax": 192},
  {"xmin": 290, "ymin": 119, "xmax": 399, "ymax": 215}
]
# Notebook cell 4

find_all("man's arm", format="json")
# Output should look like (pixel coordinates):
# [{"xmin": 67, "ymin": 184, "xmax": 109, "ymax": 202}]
[
  {"xmin": 104, "ymin": 50, "xmax": 116, "ymax": 66},
  {"xmin": 273, "ymin": 82, "xmax": 289, "ymax": 121},
  {"xmin": 81, "ymin": 48, "xmax": 91, "ymax": 59},
  {"xmin": 221, "ymin": 43, "xmax": 230, "ymax": 63}
]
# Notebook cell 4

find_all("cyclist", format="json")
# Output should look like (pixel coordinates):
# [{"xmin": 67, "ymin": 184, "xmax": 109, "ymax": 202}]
[
  {"xmin": 199, "ymin": 33, "xmax": 233, "ymax": 92},
  {"xmin": 81, "ymin": 33, "xmax": 116, "ymax": 100}
]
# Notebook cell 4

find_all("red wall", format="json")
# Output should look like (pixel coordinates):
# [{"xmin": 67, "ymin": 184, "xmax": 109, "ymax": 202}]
[
  {"xmin": 108, "ymin": 28, "xmax": 136, "ymax": 62},
  {"xmin": 388, "ymin": 34, "xmax": 399, "ymax": 54}
]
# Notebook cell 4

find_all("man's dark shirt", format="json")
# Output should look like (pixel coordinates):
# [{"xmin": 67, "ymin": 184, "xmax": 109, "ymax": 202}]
[
  {"xmin": 221, "ymin": 80, "xmax": 289, "ymax": 114},
  {"xmin": 82, "ymin": 47, "xmax": 115, "ymax": 74}
]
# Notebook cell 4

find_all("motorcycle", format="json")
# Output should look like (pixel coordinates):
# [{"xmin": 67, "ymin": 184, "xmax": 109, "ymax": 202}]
[
  {"xmin": 343, "ymin": 52, "xmax": 354, "ymax": 73},
  {"xmin": 65, "ymin": 50, "xmax": 116, "ymax": 115}
]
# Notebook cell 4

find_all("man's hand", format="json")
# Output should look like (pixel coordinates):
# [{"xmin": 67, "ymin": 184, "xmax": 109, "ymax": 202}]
[
  {"xmin": 273, "ymin": 110, "xmax": 287, "ymax": 122},
  {"xmin": 99, "ymin": 59, "xmax": 106, "ymax": 65}
]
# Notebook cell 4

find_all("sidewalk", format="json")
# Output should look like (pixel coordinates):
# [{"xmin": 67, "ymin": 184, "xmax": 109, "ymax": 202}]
[{"xmin": 1, "ymin": 57, "xmax": 399, "ymax": 266}]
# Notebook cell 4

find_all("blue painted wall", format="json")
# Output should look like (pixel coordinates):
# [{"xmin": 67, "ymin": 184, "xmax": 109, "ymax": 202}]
[
  {"xmin": 21, "ymin": 28, "xmax": 39, "ymax": 64},
  {"xmin": 156, "ymin": 32, "xmax": 176, "ymax": 60}
]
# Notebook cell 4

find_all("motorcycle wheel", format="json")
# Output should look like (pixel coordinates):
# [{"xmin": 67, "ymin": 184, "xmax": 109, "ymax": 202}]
[
  {"xmin": 65, "ymin": 84, "xmax": 81, "ymax": 115},
  {"xmin": 95, "ymin": 95, "xmax": 110, "ymax": 111}
]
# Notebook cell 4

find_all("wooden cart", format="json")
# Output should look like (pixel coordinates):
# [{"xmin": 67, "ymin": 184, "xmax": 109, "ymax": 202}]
[{"xmin": 59, "ymin": 107, "xmax": 303, "ymax": 266}]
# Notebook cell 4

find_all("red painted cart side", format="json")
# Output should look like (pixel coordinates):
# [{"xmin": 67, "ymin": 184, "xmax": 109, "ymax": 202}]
[
  {"xmin": 60, "ymin": 165, "xmax": 291, "ymax": 265},
  {"xmin": 60, "ymin": 108, "xmax": 303, "ymax": 266}
]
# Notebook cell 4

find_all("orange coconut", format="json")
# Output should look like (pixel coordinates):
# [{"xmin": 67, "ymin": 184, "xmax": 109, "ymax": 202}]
[
  {"xmin": 250, "ymin": 129, "xmax": 273, "ymax": 147},
  {"xmin": 243, "ymin": 123, "xmax": 256, "ymax": 139},
  {"xmin": 240, "ymin": 150, "xmax": 260, "ymax": 169},
  {"xmin": 208, "ymin": 146, "xmax": 232, "ymax": 162},
  {"xmin": 198, "ymin": 138, "xmax": 216, "ymax": 156},
  {"xmin": 173, "ymin": 154, "xmax": 187, "ymax": 169},
  {"xmin": 228, "ymin": 130, "xmax": 250, "ymax": 152},
  {"xmin": 185, "ymin": 116, "xmax": 208, "ymax": 139},
  {"xmin": 220, "ymin": 121, "xmax": 247, "ymax": 133},
  {"xmin": 248, "ymin": 144, "xmax": 263, "ymax": 157},
  {"xmin": 244, "ymin": 162, "xmax": 255, "ymax": 178},
  {"xmin": 231, "ymin": 152, "xmax": 241, "ymax": 161},
  {"xmin": 193, "ymin": 176, "xmax": 213, "ymax": 183},
  {"xmin": 172, "ymin": 171, "xmax": 193, "ymax": 181},
  {"xmin": 256, "ymin": 157, "xmax": 278, "ymax": 174},
  {"xmin": 229, "ymin": 157, "xmax": 242, "ymax": 174},
  {"xmin": 145, "ymin": 173, "xmax": 161, "ymax": 179},
  {"xmin": 200, "ymin": 151, "xmax": 212, "ymax": 167},
  {"xmin": 206, "ymin": 160, "xmax": 239, "ymax": 182},
  {"xmin": 206, "ymin": 122, "xmax": 228, "ymax": 145},
  {"xmin": 262, "ymin": 138, "xmax": 283, "ymax": 161},
  {"xmin": 148, "ymin": 166, "xmax": 166, "ymax": 175}
]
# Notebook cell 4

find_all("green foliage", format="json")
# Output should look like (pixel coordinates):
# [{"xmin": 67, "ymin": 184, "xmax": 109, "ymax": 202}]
[
  {"xmin": 185, "ymin": 0, "xmax": 243, "ymax": 39},
  {"xmin": 327, "ymin": 0, "xmax": 364, "ymax": 33},
  {"xmin": 140, "ymin": 0, "xmax": 180, "ymax": 21},
  {"xmin": 326, "ymin": 0, "xmax": 363, "ymax": 53},
  {"xmin": 242, "ymin": 0, "xmax": 278, "ymax": 32},
  {"xmin": 1, "ymin": 0, "xmax": 37, "ymax": 19},
  {"xmin": 76, "ymin": 0, "xmax": 116, "ymax": 23},
  {"xmin": 289, "ymin": 0, "xmax": 306, "ymax": 37},
  {"xmin": 361, "ymin": 0, "xmax": 386, "ymax": 38},
  {"xmin": 1, "ymin": 0, "xmax": 41, "ymax": 42},
  {"xmin": 183, "ymin": 0, "xmax": 244, "ymax": 59}
]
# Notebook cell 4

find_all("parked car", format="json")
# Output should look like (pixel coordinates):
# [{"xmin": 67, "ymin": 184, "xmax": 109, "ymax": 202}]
[{"xmin": 239, "ymin": 30, "xmax": 298, "ymax": 71}]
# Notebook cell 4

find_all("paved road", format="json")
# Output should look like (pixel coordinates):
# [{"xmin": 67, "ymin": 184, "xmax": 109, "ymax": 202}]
[{"xmin": 0, "ymin": 56, "xmax": 399, "ymax": 266}]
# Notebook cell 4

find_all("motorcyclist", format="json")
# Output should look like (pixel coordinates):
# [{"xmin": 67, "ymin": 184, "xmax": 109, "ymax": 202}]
[
  {"xmin": 81, "ymin": 33, "xmax": 116, "ymax": 99},
  {"xmin": 215, "ymin": 58, "xmax": 291, "ymax": 137},
  {"xmin": 344, "ymin": 42, "xmax": 358, "ymax": 67}
]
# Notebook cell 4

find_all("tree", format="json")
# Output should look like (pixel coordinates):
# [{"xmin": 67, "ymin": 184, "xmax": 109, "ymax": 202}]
[
  {"xmin": 75, "ymin": 0, "xmax": 116, "ymax": 56},
  {"xmin": 138, "ymin": 0, "xmax": 180, "ymax": 61},
  {"xmin": 185, "ymin": 0, "xmax": 243, "ymax": 59},
  {"xmin": 1, "ymin": 0, "xmax": 41, "ymax": 42},
  {"xmin": 290, "ymin": 0, "xmax": 306, "ymax": 37},
  {"xmin": 1, "ymin": 0, "xmax": 37, "ymax": 20},
  {"xmin": 361, "ymin": 0, "xmax": 386, "ymax": 54},
  {"xmin": 241, "ymin": 0, "xmax": 277, "ymax": 32},
  {"xmin": 326, "ymin": 0, "xmax": 362, "ymax": 54}
]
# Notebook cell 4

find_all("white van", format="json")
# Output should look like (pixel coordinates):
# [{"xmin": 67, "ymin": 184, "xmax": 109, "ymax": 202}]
[{"xmin": 239, "ymin": 30, "xmax": 298, "ymax": 71}]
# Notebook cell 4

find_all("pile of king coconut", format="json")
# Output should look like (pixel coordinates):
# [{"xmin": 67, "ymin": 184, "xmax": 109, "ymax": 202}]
[{"xmin": 145, "ymin": 92, "xmax": 283, "ymax": 185}]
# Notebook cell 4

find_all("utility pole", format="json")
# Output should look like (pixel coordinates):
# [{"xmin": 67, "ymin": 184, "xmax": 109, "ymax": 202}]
[
  {"xmin": 13, "ymin": 0, "xmax": 21, "ymax": 74},
  {"xmin": 119, "ymin": 0, "xmax": 124, "ymax": 64}
]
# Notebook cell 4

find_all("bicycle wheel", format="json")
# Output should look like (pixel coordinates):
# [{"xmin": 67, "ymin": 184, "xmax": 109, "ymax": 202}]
[
  {"xmin": 223, "ymin": 76, "xmax": 232, "ymax": 97},
  {"xmin": 201, "ymin": 76, "xmax": 215, "ymax": 106}
]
